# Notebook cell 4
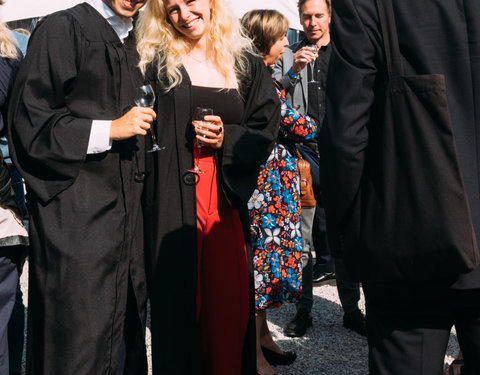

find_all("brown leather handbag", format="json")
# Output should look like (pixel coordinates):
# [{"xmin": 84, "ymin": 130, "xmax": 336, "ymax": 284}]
[{"xmin": 296, "ymin": 150, "xmax": 316, "ymax": 208}]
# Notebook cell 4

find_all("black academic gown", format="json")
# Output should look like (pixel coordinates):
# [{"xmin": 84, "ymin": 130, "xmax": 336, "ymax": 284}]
[
  {"xmin": 143, "ymin": 54, "xmax": 280, "ymax": 375},
  {"xmin": 8, "ymin": 4, "xmax": 148, "ymax": 374}
]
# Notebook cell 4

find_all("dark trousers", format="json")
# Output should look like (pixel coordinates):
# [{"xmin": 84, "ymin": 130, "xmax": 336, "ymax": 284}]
[
  {"xmin": 6, "ymin": 163, "xmax": 27, "ymax": 375},
  {"xmin": 334, "ymin": 258, "xmax": 361, "ymax": 314},
  {"xmin": 312, "ymin": 206, "xmax": 361, "ymax": 314},
  {"xmin": 0, "ymin": 248, "xmax": 20, "ymax": 375},
  {"xmin": 364, "ymin": 282, "xmax": 480, "ymax": 375},
  {"xmin": 7, "ymin": 283, "xmax": 24, "ymax": 375},
  {"xmin": 298, "ymin": 207, "xmax": 316, "ymax": 312},
  {"xmin": 312, "ymin": 206, "xmax": 334, "ymax": 274}
]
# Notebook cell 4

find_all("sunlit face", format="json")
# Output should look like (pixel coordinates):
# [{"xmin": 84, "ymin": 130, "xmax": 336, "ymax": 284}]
[
  {"xmin": 102, "ymin": 0, "xmax": 147, "ymax": 20},
  {"xmin": 162, "ymin": 0, "xmax": 213, "ymax": 42},
  {"xmin": 300, "ymin": 0, "xmax": 331, "ymax": 44},
  {"xmin": 264, "ymin": 35, "xmax": 289, "ymax": 67}
]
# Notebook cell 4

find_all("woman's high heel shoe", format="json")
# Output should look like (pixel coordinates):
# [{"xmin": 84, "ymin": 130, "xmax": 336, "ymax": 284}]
[{"xmin": 261, "ymin": 346, "xmax": 297, "ymax": 366}]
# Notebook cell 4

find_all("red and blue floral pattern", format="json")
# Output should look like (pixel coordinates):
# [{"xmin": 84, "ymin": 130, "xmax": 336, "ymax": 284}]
[{"xmin": 249, "ymin": 79, "xmax": 318, "ymax": 309}]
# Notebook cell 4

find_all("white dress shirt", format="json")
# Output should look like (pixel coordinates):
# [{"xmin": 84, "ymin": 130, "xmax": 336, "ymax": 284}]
[{"xmin": 85, "ymin": 0, "xmax": 134, "ymax": 154}]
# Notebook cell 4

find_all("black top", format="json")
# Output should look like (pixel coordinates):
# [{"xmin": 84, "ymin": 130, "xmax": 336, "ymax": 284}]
[
  {"xmin": 191, "ymin": 86, "xmax": 244, "ymax": 125},
  {"xmin": 191, "ymin": 86, "xmax": 245, "ymax": 156},
  {"xmin": 305, "ymin": 42, "xmax": 331, "ymax": 126}
]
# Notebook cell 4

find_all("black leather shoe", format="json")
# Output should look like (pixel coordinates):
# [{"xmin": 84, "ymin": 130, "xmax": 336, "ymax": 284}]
[
  {"xmin": 261, "ymin": 346, "xmax": 297, "ymax": 366},
  {"xmin": 343, "ymin": 309, "xmax": 367, "ymax": 336},
  {"xmin": 312, "ymin": 267, "xmax": 336, "ymax": 285},
  {"xmin": 284, "ymin": 308, "xmax": 312, "ymax": 337}
]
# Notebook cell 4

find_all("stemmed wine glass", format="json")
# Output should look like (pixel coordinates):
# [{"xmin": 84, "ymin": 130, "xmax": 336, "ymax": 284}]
[
  {"xmin": 134, "ymin": 84, "xmax": 164, "ymax": 152},
  {"xmin": 188, "ymin": 107, "xmax": 213, "ymax": 174},
  {"xmin": 307, "ymin": 44, "xmax": 319, "ymax": 84}
]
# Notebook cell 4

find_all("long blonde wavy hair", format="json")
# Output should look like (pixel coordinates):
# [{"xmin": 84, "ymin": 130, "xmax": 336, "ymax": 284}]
[
  {"xmin": 136, "ymin": 0, "xmax": 255, "ymax": 92},
  {"xmin": 0, "ymin": 1, "xmax": 19, "ymax": 59}
]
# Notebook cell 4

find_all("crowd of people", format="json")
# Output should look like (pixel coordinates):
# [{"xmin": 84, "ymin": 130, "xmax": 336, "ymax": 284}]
[{"xmin": 0, "ymin": 0, "xmax": 479, "ymax": 374}]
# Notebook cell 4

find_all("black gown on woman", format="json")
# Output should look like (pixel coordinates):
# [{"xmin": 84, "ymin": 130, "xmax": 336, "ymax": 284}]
[{"xmin": 144, "ymin": 53, "xmax": 281, "ymax": 375}]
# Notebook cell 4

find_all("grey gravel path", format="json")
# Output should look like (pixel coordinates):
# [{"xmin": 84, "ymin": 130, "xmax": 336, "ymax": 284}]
[
  {"xmin": 20, "ymin": 266, "xmax": 459, "ymax": 375},
  {"xmin": 267, "ymin": 284, "xmax": 459, "ymax": 375}
]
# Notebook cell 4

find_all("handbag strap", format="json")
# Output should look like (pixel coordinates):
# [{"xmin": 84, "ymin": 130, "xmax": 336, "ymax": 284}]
[
  {"xmin": 296, "ymin": 149, "xmax": 304, "ymax": 161},
  {"xmin": 375, "ymin": 0, "xmax": 404, "ymax": 77}
]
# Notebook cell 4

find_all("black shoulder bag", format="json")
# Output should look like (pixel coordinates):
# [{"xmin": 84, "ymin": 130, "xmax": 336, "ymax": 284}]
[{"xmin": 347, "ymin": 0, "xmax": 480, "ymax": 282}]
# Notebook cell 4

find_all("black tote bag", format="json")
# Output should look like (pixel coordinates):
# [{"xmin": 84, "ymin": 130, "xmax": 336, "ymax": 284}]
[{"xmin": 344, "ymin": 0, "xmax": 480, "ymax": 282}]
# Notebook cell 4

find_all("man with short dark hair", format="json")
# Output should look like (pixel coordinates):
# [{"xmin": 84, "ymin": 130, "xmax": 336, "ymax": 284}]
[
  {"xmin": 275, "ymin": 0, "xmax": 331, "ymax": 118},
  {"xmin": 274, "ymin": 0, "xmax": 365, "ymax": 338}
]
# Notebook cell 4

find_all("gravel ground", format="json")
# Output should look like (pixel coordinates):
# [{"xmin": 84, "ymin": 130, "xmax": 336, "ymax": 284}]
[
  {"xmin": 267, "ymin": 284, "xmax": 459, "ymax": 375},
  {"xmin": 19, "ymin": 265, "xmax": 459, "ymax": 375}
]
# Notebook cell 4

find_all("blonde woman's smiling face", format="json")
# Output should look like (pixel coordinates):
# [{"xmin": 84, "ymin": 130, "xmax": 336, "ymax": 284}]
[{"xmin": 163, "ymin": 0, "xmax": 213, "ymax": 41}]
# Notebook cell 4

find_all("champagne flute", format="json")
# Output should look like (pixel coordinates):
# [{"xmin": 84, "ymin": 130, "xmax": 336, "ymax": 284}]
[
  {"xmin": 188, "ymin": 107, "xmax": 213, "ymax": 174},
  {"xmin": 307, "ymin": 44, "xmax": 319, "ymax": 84},
  {"xmin": 134, "ymin": 84, "xmax": 164, "ymax": 152}
]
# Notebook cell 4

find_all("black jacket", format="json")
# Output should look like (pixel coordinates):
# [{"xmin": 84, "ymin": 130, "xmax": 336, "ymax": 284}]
[{"xmin": 322, "ymin": 0, "xmax": 480, "ymax": 287}]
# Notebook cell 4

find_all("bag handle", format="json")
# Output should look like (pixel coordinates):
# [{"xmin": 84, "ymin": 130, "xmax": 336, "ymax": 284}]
[
  {"xmin": 296, "ymin": 149, "xmax": 304, "ymax": 161},
  {"xmin": 375, "ymin": 0, "xmax": 404, "ymax": 77}
]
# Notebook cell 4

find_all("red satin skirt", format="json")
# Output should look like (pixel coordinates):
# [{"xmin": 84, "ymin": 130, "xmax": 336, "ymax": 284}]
[{"xmin": 195, "ymin": 150, "xmax": 250, "ymax": 375}]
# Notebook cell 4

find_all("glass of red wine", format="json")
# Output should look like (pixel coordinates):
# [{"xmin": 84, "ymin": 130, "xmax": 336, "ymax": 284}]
[{"xmin": 188, "ymin": 107, "xmax": 213, "ymax": 174}]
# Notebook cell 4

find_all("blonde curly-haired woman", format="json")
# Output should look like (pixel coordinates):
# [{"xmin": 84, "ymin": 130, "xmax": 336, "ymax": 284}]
[{"xmin": 136, "ymin": 0, "xmax": 281, "ymax": 374}]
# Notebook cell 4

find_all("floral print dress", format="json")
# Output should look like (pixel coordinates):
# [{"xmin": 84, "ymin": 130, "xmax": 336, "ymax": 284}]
[{"xmin": 249, "ymin": 79, "xmax": 318, "ymax": 309}]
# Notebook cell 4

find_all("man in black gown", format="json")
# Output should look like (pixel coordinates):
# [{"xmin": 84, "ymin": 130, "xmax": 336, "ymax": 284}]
[
  {"xmin": 8, "ymin": 0, "xmax": 154, "ymax": 373},
  {"xmin": 274, "ymin": 0, "xmax": 365, "ymax": 338}
]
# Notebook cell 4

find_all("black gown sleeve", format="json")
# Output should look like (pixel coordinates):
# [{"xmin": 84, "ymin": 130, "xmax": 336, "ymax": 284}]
[
  {"xmin": 321, "ymin": 0, "xmax": 380, "ymax": 253},
  {"xmin": 7, "ymin": 13, "xmax": 92, "ymax": 203},
  {"xmin": 221, "ymin": 53, "xmax": 281, "ymax": 208}
]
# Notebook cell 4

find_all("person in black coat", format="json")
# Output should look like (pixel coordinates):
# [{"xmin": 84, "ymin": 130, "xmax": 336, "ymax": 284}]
[
  {"xmin": 0, "ymin": 21, "xmax": 27, "ymax": 375},
  {"xmin": 135, "ymin": 0, "xmax": 280, "ymax": 374},
  {"xmin": 8, "ymin": 1, "xmax": 155, "ymax": 373},
  {"xmin": 0, "ymin": 150, "xmax": 27, "ymax": 375},
  {"xmin": 322, "ymin": 0, "xmax": 480, "ymax": 374},
  {"xmin": 0, "ymin": 16, "xmax": 28, "ymax": 375}
]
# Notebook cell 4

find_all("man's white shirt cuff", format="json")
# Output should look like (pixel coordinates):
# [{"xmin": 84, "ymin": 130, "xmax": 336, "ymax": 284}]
[{"xmin": 87, "ymin": 120, "xmax": 112, "ymax": 154}]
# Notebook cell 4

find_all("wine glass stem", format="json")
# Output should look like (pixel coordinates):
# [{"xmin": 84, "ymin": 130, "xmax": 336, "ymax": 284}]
[
  {"xmin": 149, "ymin": 129, "xmax": 158, "ymax": 145},
  {"xmin": 195, "ymin": 141, "xmax": 202, "ymax": 169}
]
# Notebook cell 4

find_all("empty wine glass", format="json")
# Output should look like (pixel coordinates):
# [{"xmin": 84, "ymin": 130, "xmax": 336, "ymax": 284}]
[
  {"xmin": 134, "ymin": 84, "xmax": 164, "ymax": 152},
  {"xmin": 307, "ymin": 44, "xmax": 319, "ymax": 84},
  {"xmin": 188, "ymin": 107, "xmax": 213, "ymax": 174}
]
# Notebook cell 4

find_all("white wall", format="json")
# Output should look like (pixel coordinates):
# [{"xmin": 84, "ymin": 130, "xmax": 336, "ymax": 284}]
[
  {"xmin": 0, "ymin": 0, "xmax": 83, "ymax": 22},
  {"xmin": 229, "ymin": 0, "xmax": 301, "ymax": 30},
  {"xmin": 1, "ymin": 0, "xmax": 301, "ymax": 30}
]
